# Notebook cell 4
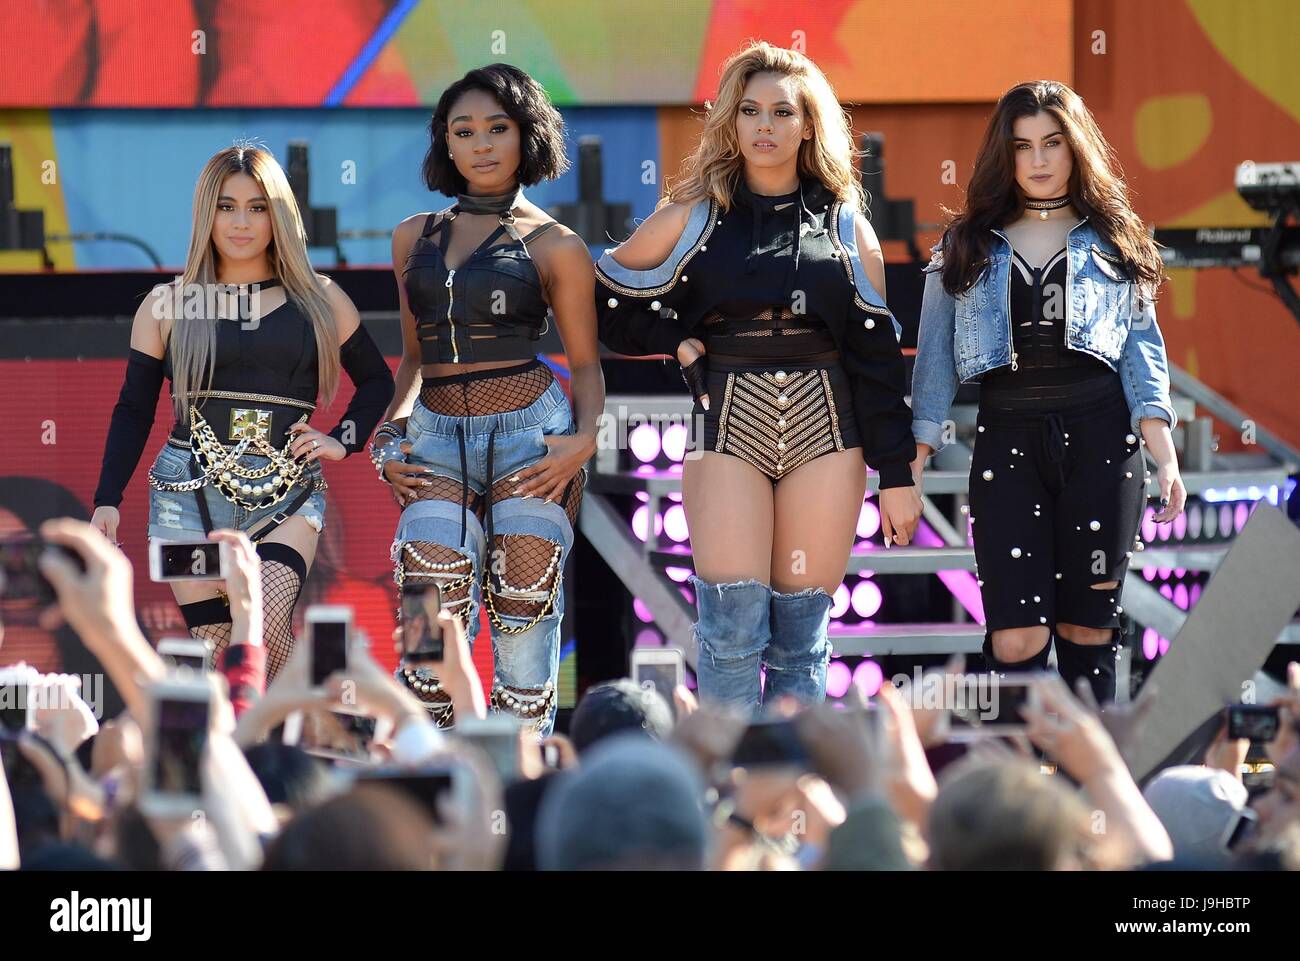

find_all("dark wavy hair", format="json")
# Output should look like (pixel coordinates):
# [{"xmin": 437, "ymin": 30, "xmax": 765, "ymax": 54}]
[
  {"xmin": 941, "ymin": 80, "xmax": 1164, "ymax": 301},
  {"xmin": 421, "ymin": 63, "xmax": 570, "ymax": 195}
]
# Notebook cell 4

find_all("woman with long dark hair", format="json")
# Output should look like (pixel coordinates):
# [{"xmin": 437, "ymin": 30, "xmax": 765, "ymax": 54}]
[
  {"xmin": 373, "ymin": 64, "xmax": 603, "ymax": 736},
  {"xmin": 911, "ymin": 80, "xmax": 1185, "ymax": 702},
  {"xmin": 594, "ymin": 41, "xmax": 922, "ymax": 711},
  {"xmin": 91, "ymin": 144, "xmax": 394, "ymax": 680}
]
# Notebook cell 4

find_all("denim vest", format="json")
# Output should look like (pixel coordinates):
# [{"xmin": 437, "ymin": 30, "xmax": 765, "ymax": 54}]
[{"xmin": 910, "ymin": 218, "xmax": 1177, "ymax": 454}]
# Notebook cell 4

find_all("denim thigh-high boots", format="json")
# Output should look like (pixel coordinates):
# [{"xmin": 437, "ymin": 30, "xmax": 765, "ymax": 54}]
[
  {"xmin": 765, "ymin": 586, "xmax": 834, "ymax": 706},
  {"xmin": 690, "ymin": 575, "xmax": 772, "ymax": 715}
]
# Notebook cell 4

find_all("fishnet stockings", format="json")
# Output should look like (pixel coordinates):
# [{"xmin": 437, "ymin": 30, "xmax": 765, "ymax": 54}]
[
  {"xmin": 197, "ymin": 559, "xmax": 302, "ymax": 682},
  {"xmin": 418, "ymin": 363, "xmax": 552, "ymax": 416}
]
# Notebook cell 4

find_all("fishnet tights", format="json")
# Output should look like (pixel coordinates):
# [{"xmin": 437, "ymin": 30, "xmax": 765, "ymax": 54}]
[
  {"xmin": 418, "ymin": 364, "xmax": 552, "ymax": 416},
  {"xmin": 197, "ymin": 560, "xmax": 302, "ymax": 683}
]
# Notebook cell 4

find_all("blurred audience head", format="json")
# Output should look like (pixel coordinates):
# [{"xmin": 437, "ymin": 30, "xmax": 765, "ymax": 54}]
[
  {"xmin": 927, "ymin": 755, "xmax": 1092, "ymax": 871},
  {"xmin": 242, "ymin": 742, "xmax": 333, "ymax": 815},
  {"xmin": 535, "ymin": 734, "xmax": 708, "ymax": 870},
  {"xmin": 569, "ymin": 679, "xmax": 674, "ymax": 755},
  {"xmin": 1142, "ymin": 765, "xmax": 1249, "ymax": 865},
  {"xmin": 262, "ymin": 784, "xmax": 438, "ymax": 870}
]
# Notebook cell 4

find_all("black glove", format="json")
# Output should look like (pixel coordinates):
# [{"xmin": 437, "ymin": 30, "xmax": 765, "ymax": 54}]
[{"xmin": 680, "ymin": 353, "xmax": 709, "ymax": 409}]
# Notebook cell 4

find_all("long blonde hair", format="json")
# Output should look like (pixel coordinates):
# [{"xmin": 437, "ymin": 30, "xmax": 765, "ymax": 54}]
[
  {"xmin": 168, "ymin": 144, "xmax": 339, "ymax": 420},
  {"xmin": 663, "ymin": 41, "xmax": 865, "ymax": 213}
]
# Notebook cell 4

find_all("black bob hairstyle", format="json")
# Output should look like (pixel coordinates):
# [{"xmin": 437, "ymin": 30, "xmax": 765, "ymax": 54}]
[{"xmin": 422, "ymin": 63, "xmax": 570, "ymax": 196}]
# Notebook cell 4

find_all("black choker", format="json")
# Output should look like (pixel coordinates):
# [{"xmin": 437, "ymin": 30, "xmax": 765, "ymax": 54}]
[
  {"xmin": 455, "ymin": 186, "xmax": 524, "ymax": 217},
  {"xmin": 1025, "ymin": 195, "xmax": 1071, "ymax": 219},
  {"xmin": 215, "ymin": 277, "xmax": 279, "ymax": 290}
]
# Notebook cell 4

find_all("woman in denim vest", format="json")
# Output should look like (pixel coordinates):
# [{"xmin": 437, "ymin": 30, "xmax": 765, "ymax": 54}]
[
  {"xmin": 374, "ymin": 65, "xmax": 604, "ymax": 736},
  {"xmin": 596, "ymin": 42, "xmax": 922, "ymax": 712},
  {"xmin": 911, "ymin": 80, "xmax": 1186, "ymax": 702}
]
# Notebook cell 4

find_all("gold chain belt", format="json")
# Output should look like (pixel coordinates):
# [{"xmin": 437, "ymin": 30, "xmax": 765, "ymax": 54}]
[{"xmin": 147, "ymin": 406, "xmax": 312, "ymax": 511}]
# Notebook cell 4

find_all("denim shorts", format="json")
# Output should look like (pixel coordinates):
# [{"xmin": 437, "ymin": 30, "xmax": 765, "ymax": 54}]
[{"xmin": 145, "ymin": 441, "xmax": 327, "ymax": 542}]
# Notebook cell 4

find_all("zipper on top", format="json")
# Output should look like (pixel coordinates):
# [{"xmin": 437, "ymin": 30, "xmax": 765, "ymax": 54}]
[{"xmin": 445, "ymin": 268, "xmax": 459, "ymax": 362}]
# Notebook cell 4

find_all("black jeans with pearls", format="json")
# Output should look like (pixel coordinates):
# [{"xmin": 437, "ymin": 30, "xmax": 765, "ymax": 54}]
[{"xmin": 968, "ymin": 370, "xmax": 1146, "ymax": 665}]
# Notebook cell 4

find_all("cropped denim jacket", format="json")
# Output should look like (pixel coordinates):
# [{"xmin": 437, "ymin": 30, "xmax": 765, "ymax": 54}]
[{"xmin": 910, "ymin": 218, "xmax": 1177, "ymax": 455}]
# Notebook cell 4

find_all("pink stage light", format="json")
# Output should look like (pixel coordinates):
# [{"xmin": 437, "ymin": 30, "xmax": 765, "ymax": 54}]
[
  {"xmin": 661, "ymin": 423, "xmax": 688, "ymax": 462},
  {"xmin": 632, "ymin": 597, "xmax": 654, "ymax": 623},
  {"xmin": 1219, "ymin": 505, "xmax": 1232, "ymax": 537},
  {"xmin": 1159, "ymin": 583, "xmax": 1174, "ymax": 601},
  {"xmin": 665, "ymin": 566, "xmax": 692, "ymax": 583},
  {"xmin": 853, "ymin": 659, "xmax": 884, "ymax": 697},
  {"xmin": 635, "ymin": 491, "xmax": 649, "ymax": 503},
  {"xmin": 663, "ymin": 504, "xmax": 689, "ymax": 543},
  {"xmin": 1173, "ymin": 583, "xmax": 1189, "ymax": 611},
  {"xmin": 1190, "ymin": 583, "xmax": 1202, "ymax": 606},
  {"xmin": 830, "ymin": 583, "xmax": 851, "ymax": 617},
  {"xmin": 1143, "ymin": 627, "xmax": 1160, "ymax": 660},
  {"xmin": 1173, "ymin": 511, "xmax": 1187, "ymax": 540},
  {"xmin": 629, "ymin": 423, "xmax": 661, "ymax": 463},
  {"xmin": 633, "ymin": 628, "xmax": 662, "ymax": 648},
  {"xmin": 856, "ymin": 500, "xmax": 881, "ymax": 538},
  {"xmin": 826, "ymin": 659, "xmax": 852, "ymax": 698},
  {"xmin": 1160, "ymin": 635, "xmax": 1170, "ymax": 656},
  {"xmin": 631, "ymin": 505, "xmax": 663, "ymax": 541},
  {"xmin": 850, "ymin": 580, "xmax": 883, "ymax": 618},
  {"xmin": 1142, "ymin": 508, "xmax": 1157, "ymax": 543},
  {"xmin": 1142, "ymin": 566, "xmax": 1157, "ymax": 581},
  {"xmin": 1235, "ymin": 502, "xmax": 1250, "ymax": 532}
]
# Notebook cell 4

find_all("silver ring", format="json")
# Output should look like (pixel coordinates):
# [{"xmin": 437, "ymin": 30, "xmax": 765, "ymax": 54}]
[{"xmin": 312, "ymin": 439, "xmax": 319, "ymax": 450}]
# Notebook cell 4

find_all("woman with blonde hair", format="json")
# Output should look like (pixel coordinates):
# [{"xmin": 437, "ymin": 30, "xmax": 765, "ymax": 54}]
[
  {"xmin": 595, "ymin": 41, "xmax": 922, "ymax": 711},
  {"xmin": 92, "ymin": 142, "xmax": 394, "ymax": 679}
]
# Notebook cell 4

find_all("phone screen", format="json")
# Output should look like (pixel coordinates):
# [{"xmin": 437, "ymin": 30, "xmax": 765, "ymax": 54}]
[
  {"xmin": 311, "ymin": 619, "xmax": 349, "ymax": 686},
  {"xmin": 364, "ymin": 770, "xmax": 455, "ymax": 824},
  {"xmin": 0, "ymin": 683, "xmax": 29, "ymax": 733},
  {"xmin": 949, "ymin": 682, "xmax": 1033, "ymax": 734},
  {"xmin": 1228, "ymin": 705, "xmax": 1280, "ymax": 742},
  {"xmin": 0, "ymin": 537, "xmax": 83, "ymax": 606},
  {"xmin": 151, "ymin": 696, "xmax": 209, "ymax": 797},
  {"xmin": 401, "ymin": 585, "xmax": 444, "ymax": 662},
  {"xmin": 156, "ymin": 542, "xmax": 223, "ymax": 580},
  {"xmin": 634, "ymin": 663, "xmax": 680, "ymax": 709},
  {"xmin": 731, "ymin": 718, "xmax": 809, "ymax": 768},
  {"xmin": 456, "ymin": 724, "xmax": 519, "ymax": 784}
]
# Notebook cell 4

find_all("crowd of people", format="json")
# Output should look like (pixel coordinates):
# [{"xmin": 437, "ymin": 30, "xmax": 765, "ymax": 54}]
[{"xmin": 2, "ymin": 517, "xmax": 1297, "ymax": 872}]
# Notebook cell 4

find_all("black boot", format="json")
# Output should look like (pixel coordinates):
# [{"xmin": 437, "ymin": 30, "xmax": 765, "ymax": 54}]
[{"xmin": 1053, "ymin": 629, "xmax": 1120, "ymax": 705}]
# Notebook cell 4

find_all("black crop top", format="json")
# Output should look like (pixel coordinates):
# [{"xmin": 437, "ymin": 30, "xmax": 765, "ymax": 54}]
[
  {"xmin": 403, "ymin": 212, "xmax": 558, "ymax": 364},
  {"xmin": 93, "ymin": 279, "xmax": 395, "ymax": 508},
  {"xmin": 981, "ymin": 246, "xmax": 1113, "ymax": 392}
]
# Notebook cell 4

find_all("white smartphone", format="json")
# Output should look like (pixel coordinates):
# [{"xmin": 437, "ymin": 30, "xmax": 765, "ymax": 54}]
[
  {"xmin": 304, "ymin": 605, "xmax": 352, "ymax": 687},
  {"xmin": 157, "ymin": 637, "xmax": 211, "ymax": 672},
  {"xmin": 456, "ymin": 715, "xmax": 523, "ymax": 784},
  {"xmin": 631, "ymin": 647, "xmax": 685, "ymax": 715},
  {"xmin": 139, "ymin": 678, "xmax": 212, "ymax": 817},
  {"xmin": 149, "ymin": 539, "xmax": 227, "ymax": 582},
  {"xmin": 945, "ymin": 671, "xmax": 1046, "ymax": 742}
]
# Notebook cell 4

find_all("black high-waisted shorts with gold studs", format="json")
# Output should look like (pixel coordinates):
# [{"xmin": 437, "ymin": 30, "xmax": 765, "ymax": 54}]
[{"xmin": 695, "ymin": 350, "xmax": 862, "ymax": 482}]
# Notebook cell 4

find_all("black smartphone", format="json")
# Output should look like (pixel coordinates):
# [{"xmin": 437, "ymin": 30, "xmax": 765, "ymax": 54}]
[
  {"xmin": 359, "ymin": 767, "xmax": 459, "ymax": 825},
  {"xmin": 306, "ymin": 606, "xmax": 351, "ymax": 687},
  {"xmin": 0, "ymin": 680, "xmax": 31, "ymax": 733},
  {"xmin": 149, "ymin": 540, "xmax": 225, "ymax": 582},
  {"xmin": 400, "ymin": 583, "xmax": 444, "ymax": 663},
  {"xmin": 731, "ymin": 717, "xmax": 809, "ymax": 768},
  {"xmin": 1227, "ymin": 704, "xmax": 1280, "ymax": 742},
  {"xmin": 0, "ymin": 536, "xmax": 85, "ymax": 605}
]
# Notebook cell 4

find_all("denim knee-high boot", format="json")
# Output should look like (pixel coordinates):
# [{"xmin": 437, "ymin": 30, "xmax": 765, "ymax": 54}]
[
  {"xmin": 690, "ymin": 575, "xmax": 772, "ymax": 715},
  {"xmin": 765, "ymin": 587, "xmax": 834, "ymax": 706}
]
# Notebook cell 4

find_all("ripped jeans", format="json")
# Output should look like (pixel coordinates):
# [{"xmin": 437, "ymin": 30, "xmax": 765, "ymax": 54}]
[
  {"xmin": 392, "ymin": 373, "xmax": 580, "ymax": 737},
  {"xmin": 690, "ymin": 575, "xmax": 832, "ymax": 713}
]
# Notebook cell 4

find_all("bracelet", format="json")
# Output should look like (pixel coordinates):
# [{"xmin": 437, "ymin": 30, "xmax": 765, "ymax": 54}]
[{"xmin": 369, "ymin": 423, "xmax": 407, "ymax": 482}]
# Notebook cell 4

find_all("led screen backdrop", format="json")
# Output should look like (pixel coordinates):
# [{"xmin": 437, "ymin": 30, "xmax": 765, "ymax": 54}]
[{"xmin": 0, "ymin": 0, "xmax": 1070, "ymax": 107}]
